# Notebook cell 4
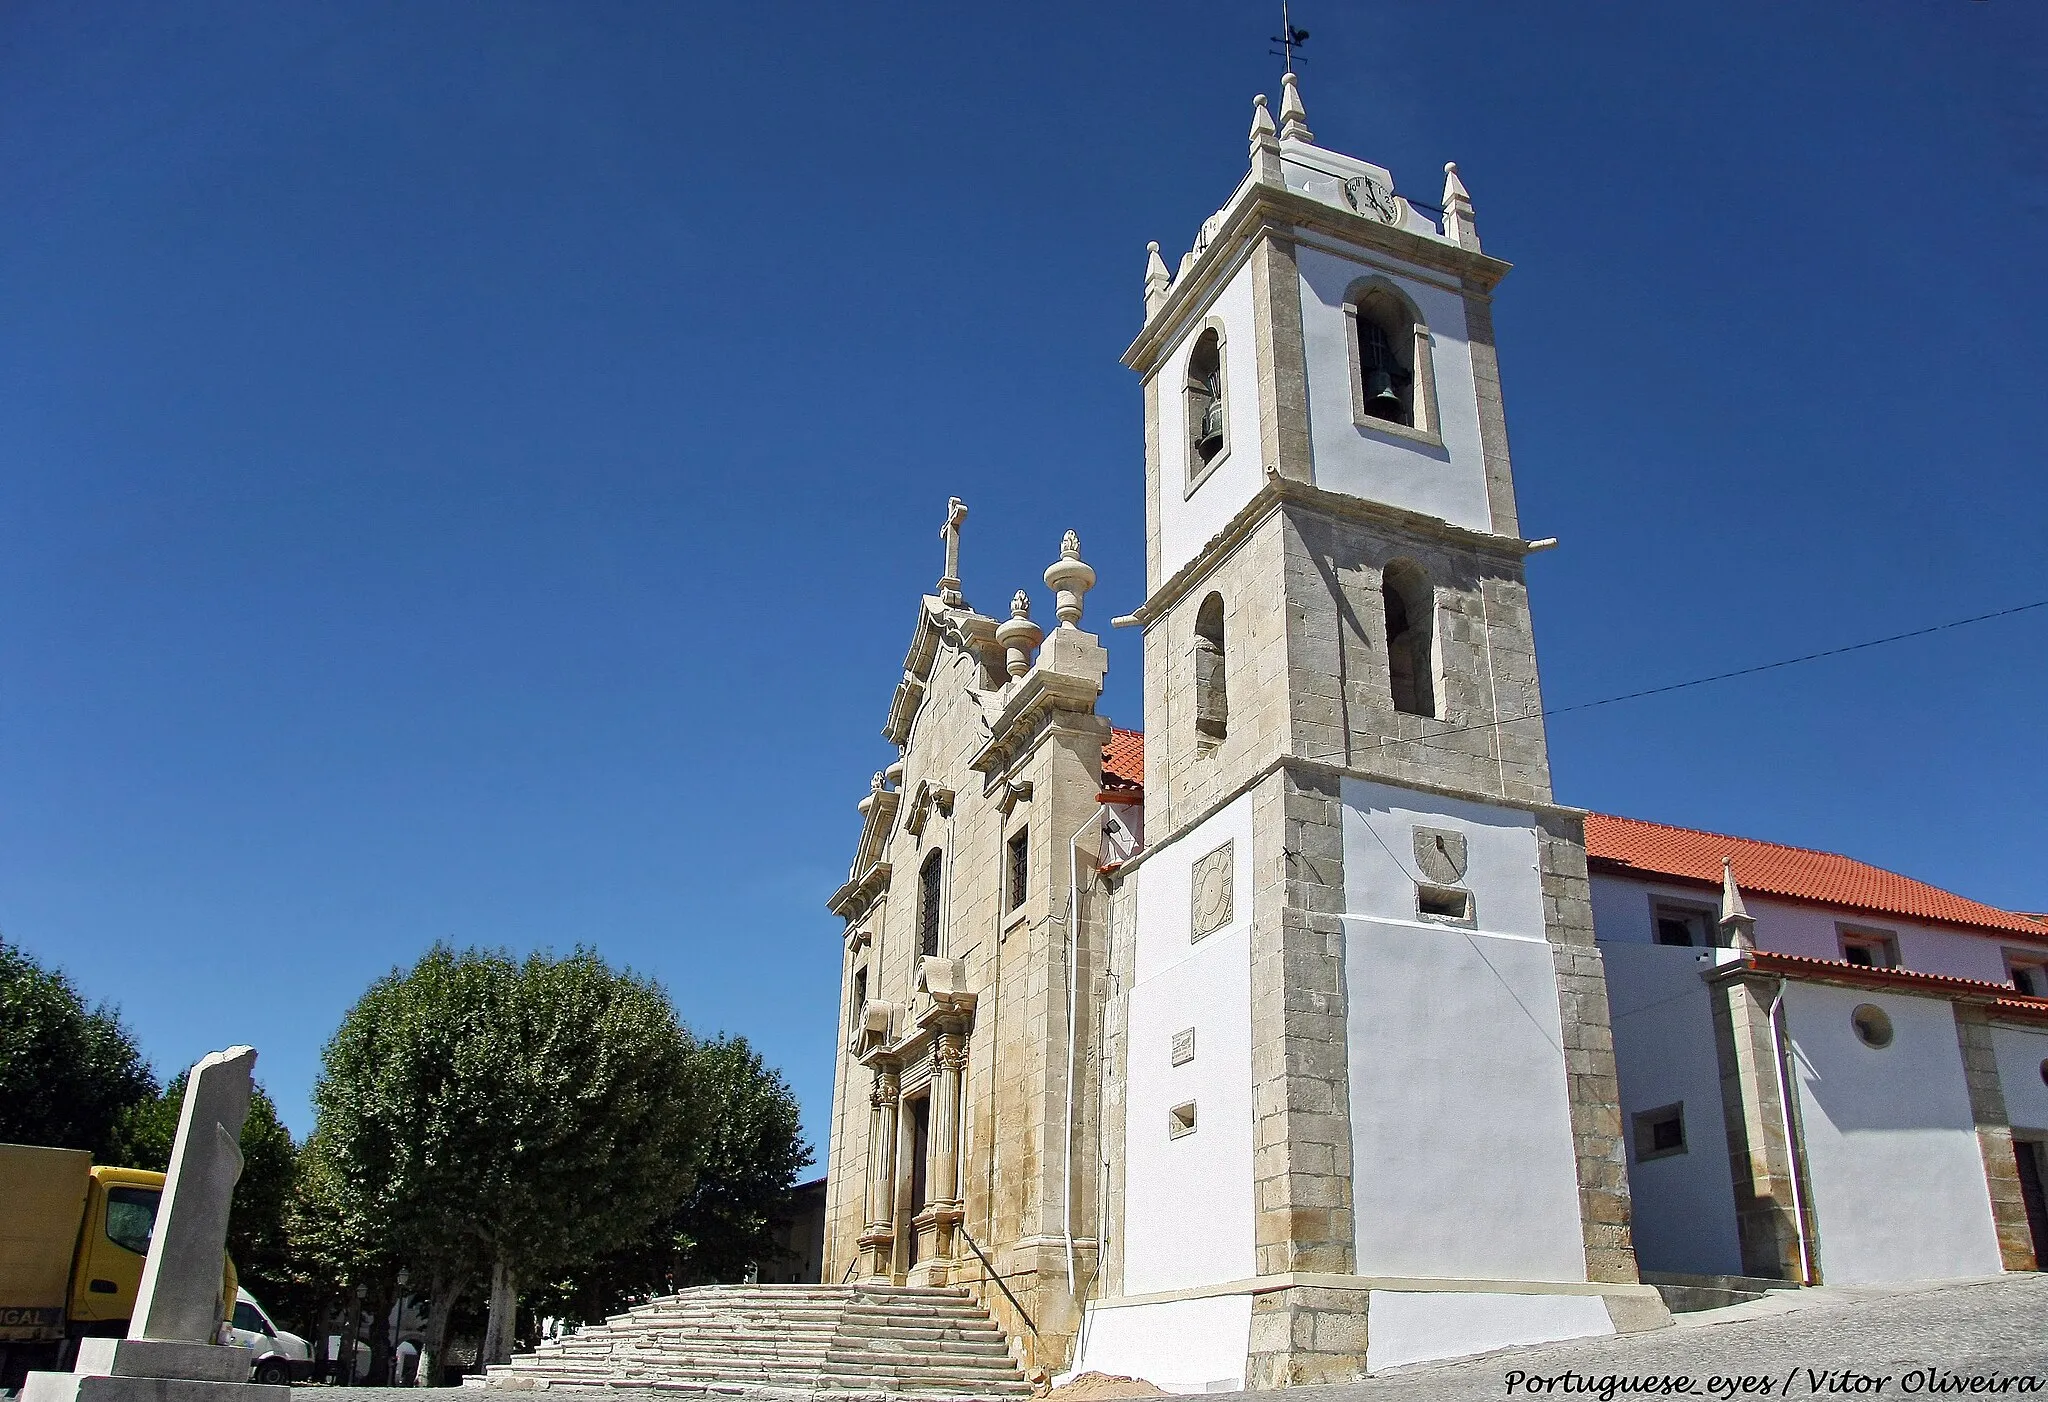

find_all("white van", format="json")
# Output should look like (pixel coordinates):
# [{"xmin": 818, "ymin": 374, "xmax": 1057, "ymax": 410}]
[{"xmin": 225, "ymin": 1288, "xmax": 312, "ymax": 1385}]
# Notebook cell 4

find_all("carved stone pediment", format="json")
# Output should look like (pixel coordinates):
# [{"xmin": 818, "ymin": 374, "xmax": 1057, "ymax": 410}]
[{"xmin": 903, "ymin": 779, "xmax": 955, "ymax": 839}]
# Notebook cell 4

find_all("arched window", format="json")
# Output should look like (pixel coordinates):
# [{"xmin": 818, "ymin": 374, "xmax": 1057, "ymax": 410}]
[
  {"xmin": 1382, "ymin": 561, "xmax": 1437, "ymax": 719},
  {"xmin": 1194, "ymin": 592, "xmax": 1227, "ymax": 743},
  {"xmin": 1345, "ymin": 280, "xmax": 1437, "ymax": 438},
  {"xmin": 919, "ymin": 849, "xmax": 944, "ymax": 958},
  {"xmin": 1185, "ymin": 327, "xmax": 1226, "ymax": 484}
]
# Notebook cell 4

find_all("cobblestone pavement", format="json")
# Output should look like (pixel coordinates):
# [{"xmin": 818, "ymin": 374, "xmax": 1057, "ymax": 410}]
[{"xmin": 287, "ymin": 1274, "xmax": 2048, "ymax": 1402}]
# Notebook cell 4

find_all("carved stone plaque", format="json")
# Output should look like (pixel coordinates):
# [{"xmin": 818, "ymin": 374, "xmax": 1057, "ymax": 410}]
[
  {"xmin": 1191, "ymin": 840, "xmax": 1234, "ymax": 941},
  {"xmin": 1414, "ymin": 826, "xmax": 1468, "ymax": 886},
  {"xmin": 1171, "ymin": 1027, "xmax": 1196, "ymax": 1066}
]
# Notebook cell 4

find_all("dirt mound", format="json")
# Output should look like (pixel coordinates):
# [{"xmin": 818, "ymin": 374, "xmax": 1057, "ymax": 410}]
[{"xmin": 1047, "ymin": 1371, "xmax": 1169, "ymax": 1402}]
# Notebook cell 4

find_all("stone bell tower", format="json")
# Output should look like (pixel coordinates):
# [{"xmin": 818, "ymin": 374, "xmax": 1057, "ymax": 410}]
[{"xmin": 1080, "ymin": 75, "xmax": 1667, "ymax": 1389}]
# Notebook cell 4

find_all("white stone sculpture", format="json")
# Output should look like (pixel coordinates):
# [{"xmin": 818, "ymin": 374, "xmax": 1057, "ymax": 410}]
[
  {"xmin": 994, "ymin": 590, "xmax": 1043, "ymax": 679},
  {"xmin": 26, "ymin": 1046, "xmax": 285, "ymax": 1402}
]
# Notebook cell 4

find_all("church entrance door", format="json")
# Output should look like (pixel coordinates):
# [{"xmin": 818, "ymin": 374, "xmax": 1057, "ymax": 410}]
[{"xmin": 906, "ymin": 1095, "xmax": 931, "ymax": 1268}]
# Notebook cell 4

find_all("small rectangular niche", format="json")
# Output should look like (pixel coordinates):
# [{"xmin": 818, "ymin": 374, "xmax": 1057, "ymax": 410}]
[
  {"xmin": 1167, "ymin": 1101, "xmax": 1198, "ymax": 1140},
  {"xmin": 1653, "ymin": 902, "xmax": 1714, "ymax": 948},
  {"xmin": 1416, "ymin": 884, "xmax": 1474, "ymax": 926},
  {"xmin": 1632, "ymin": 1103, "xmax": 1686, "ymax": 1161},
  {"xmin": 1171, "ymin": 1028, "xmax": 1195, "ymax": 1066}
]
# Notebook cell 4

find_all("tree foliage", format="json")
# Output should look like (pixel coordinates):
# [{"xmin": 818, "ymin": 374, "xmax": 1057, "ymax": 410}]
[
  {"xmin": 303, "ymin": 945, "xmax": 702, "ymax": 1372},
  {"xmin": 0, "ymin": 937, "xmax": 156, "ymax": 1160},
  {"xmin": 115, "ymin": 1073, "xmax": 299, "ymax": 1305}
]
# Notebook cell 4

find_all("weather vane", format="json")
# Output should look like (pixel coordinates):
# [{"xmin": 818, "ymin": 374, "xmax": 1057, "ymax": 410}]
[{"xmin": 1270, "ymin": 0, "xmax": 1309, "ymax": 73}]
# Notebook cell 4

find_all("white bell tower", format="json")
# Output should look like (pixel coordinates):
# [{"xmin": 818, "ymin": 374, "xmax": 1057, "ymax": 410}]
[{"xmin": 1084, "ymin": 74, "xmax": 1668, "ymax": 1389}]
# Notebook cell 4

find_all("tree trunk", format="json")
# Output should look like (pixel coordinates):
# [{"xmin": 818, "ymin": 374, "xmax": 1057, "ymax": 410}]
[
  {"xmin": 368, "ymin": 1278, "xmax": 398, "ymax": 1388},
  {"xmin": 482, "ymin": 1258, "xmax": 516, "ymax": 1368},
  {"xmin": 414, "ymin": 1265, "xmax": 466, "ymax": 1387}
]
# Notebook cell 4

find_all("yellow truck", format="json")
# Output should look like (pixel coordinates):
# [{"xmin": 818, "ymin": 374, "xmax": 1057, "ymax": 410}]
[{"xmin": 0, "ymin": 1144, "xmax": 183, "ymax": 1388}]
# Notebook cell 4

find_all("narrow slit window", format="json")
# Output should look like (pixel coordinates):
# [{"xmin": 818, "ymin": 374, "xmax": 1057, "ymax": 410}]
[
  {"xmin": 919, "ymin": 850, "xmax": 944, "ymax": 959},
  {"xmin": 1008, "ymin": 828, "xmax": 1029, "ymax": 912}
]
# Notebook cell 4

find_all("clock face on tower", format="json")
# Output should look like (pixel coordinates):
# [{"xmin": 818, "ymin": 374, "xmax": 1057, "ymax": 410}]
[{"xmin": 1344, "ymin": 175, "xmax": 1400, "ymax": 224}]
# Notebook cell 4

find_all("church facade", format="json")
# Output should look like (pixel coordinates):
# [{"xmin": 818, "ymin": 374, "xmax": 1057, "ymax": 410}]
[{"xmin": 819, "ymin": 74, "xmax": 2048, "ymax": 1390}]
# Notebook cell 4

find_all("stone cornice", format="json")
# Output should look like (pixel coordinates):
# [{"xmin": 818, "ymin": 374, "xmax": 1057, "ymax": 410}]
[
  {"xmin": 1124, "ymin": 180, "xmax": 1512, "ymax": 377},
  {"xmin": 1706, "ymin": 951, "xmax": 2048, "ymax": 1026},
  {"xmin": 1109, "ymin": 752, "xmax": 1574, "ymax": 883},
  {"xmin": 1124, "ymin": 474, "xmax": 1534, "ymax": 631},
  {"xmin": 969, "ymin": 664, "xmax": 1105, "ymax": 778},
  {"xmin": 828, "ymin": 859, "xmax": 891, "ymax": 921}
]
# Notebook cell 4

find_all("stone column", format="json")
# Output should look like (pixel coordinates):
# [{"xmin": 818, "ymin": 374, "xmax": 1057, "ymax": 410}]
[
  {"xmin": 927, "ymin": 1027, "xmax": 968, "ymax": 1263},
  {"xmin": 1953, "ymin": 1004, "xmax": 2040, "ymax": 1271},
  {"xmin": 858, "ymin": 1062, "xmax": 901, "ymax": 1279}
]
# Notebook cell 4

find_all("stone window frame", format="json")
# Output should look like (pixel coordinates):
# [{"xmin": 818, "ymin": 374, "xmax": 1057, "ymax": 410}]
[
  {"xmin": 1343, "ymin": 274, "xmax": 1443, "ymax": 450},
  {"xmin": 1182, "ymin": 318, "xmax": 1231, "ymax": 497},
  {"xmin": 1192, "ymin": 591, "xmax": 1228, "ymax": 750},
  {"xmin": 1631, "ymin": 1102, "xmax": 1687, "ymax": 1162},
  {"xmin": 1415, "ymin": 882, "xmax": 1476, "ymax": 928},
  {"xmin": 2001, "ymin": 948, "xmax": 2048, "ymax": 998},
  {"xmin": 1167, "ymin": 1101, "xmax": 1198, "ymax": 1140},
  {"xmin": 918, "ymin": 848, "xmax": 945, "ymax": 959},
  {"xmin": 1380, "ymin": 558, "xmax": 1443, "ymax": 721},
  {"xmin": 1006, "ymin": 826, "xmax": 1030, "ymax": 916},
  {"xmin": 1651, "ymin": 898, "xmax": 1717, "ymax": 949},
  {"xmin": 1837, "ymin": 924, "xmax": 1900, "ymax": 970}
]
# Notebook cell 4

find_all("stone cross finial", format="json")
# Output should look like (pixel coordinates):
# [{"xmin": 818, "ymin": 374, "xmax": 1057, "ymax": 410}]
[
  {"xmin": 1043, "ymin": 530, "xmax": 1096, "ymax": 629},
  {"xmin": 1442, "ymin": 161, "xmax": 1481, "ymax": 251},
  {"xmin": 937, "ymin": 497, "xmax": 969, "ymax": 607},
  {"xmin": 1278, "ymin": 71, "xmax": 1312, "ymax": 142},
  {"xmin": 1718, "ymin": 856, "xmax": 1757, "ymax": 953},
  {"xmin": 994, "ymin": 590, "xmax": 1043, "ymax": 678},
  {"xmin": 1144, "ymin": 241, "xmax": 1171, "ymax": 320}
]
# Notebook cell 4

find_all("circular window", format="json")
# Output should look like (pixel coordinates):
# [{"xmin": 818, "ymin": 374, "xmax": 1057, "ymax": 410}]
[{"xmin": 1851, "ymin": 1004, "xmax": 1894, "ymax": 1049}]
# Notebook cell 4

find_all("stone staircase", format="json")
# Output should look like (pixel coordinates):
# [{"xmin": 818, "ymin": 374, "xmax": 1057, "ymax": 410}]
[{"xmin": 476, "ymin": 1283, "xmax": 1032, "ymax": 1398}]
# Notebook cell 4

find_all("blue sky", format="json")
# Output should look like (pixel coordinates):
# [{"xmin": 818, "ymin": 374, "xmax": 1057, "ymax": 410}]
[{"xmin": 3, "ymin": 1, "xmax": 2043, "ymax": 1163}]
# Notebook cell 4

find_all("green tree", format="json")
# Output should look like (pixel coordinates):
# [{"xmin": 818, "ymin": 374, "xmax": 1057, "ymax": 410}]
[
  {"xmin": 114, "ymin": 1073, "xmax": 299, "ymax": 1308},
  {"xmin": 0, "ymin": 937, "xmax": 156, "ymax": 1159},
  {"xmin": 533, "ymin": 1036, "xmax": 811, "ymax": 1324},
  {"xmin": 669, "ymin": 1036, "xmax": 811, "ymax": 1286},
  {"xmin": 306, "ymin": 945, "xmax": 698, "ymax": 1383}
]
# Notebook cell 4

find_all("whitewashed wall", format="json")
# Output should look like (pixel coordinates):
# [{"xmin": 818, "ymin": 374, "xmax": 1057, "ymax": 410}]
[
  {"xmin": 1068, "ymin": 1294, "xmax": 1250, "ymax": 1394},
  {"xmin": 1157, "ymin": 258, "xmax": 1265, "ymax": 581},
  {"xmin": 1120, "ymin": 794, "xmax": 1257, "ymax": 1294},
  {"xmin": 1601, "ymin": 942, "xmax": 1744, "ymax": 1276},
  {"xmin": 1992, "ymin": 1023, "xmax": 2048, "ymax": 1133},
  {"xmin": 1782, "ymin": 984, "xmax": 2003, "ymax": 1283},
  {"xmin": 1590, "ymin": 874, "xmax": 2018, "ymax": 985},
  {"xmin": 1341, "ymin": 777, "xmax": 1588, "ymax": 1282},
  {"xmin": 1295, "ymin": 244, "xmax": 1491, "ymax": 532}
]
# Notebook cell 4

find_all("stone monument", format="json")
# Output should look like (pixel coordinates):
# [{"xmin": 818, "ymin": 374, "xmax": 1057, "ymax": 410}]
[{"xmin": 26, "ymin": 1046, "xmax": 285, "ymax": 1402}]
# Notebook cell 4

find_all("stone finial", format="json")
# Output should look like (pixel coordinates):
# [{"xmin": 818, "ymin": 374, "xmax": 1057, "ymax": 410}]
[
  {"xmin": 1278, "ymin": 71, "xmax": 1312, "ymax": 142},
  {"xmin": 1719, "ymin": 856, "xmax": 1757, "ymax": 953},
  {"xmin": 994, "ymin": 590, "xmax": 1043, "ymax": 678},
  {"xmin": 1442, "ymin": 161, "xmax": 1481, "ymax": 252},
  {"xmin": 1043, "ymin": 530, "xmax": 1096, "ymax": 629},
  {"xmin": 1143, "ymin": 241, "xmax": 1171, "ymax": 320},
  {"xmin": 937, "ymin": 497, "xmax": 969, "ymax": 608},
  {"xmin": 1250, "ymin": 95, "xmax": 1283, "ymax": 185},
  {"xmin": 859, "ymin": 772, "xmax": 885, "ymax": 814}
]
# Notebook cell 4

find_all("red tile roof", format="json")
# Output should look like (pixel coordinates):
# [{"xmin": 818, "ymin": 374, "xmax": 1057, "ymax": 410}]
[
  {"xmin": 1102, "ymin": 728, "xmax": 1144, "ymax": 793},
  {"xmin": 1586, "ymin": 812, "xmax": 2047, "ymax": 943},
  {"xmin": 1730, "ymin": 952, "xmax": 2048, "ymax": 1026}
]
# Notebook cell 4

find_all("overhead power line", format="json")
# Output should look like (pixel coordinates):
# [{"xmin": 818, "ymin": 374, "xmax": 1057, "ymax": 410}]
[{"xmin": 1362, "ymin": 596, "xmax": 2048, "ymax": 758}]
